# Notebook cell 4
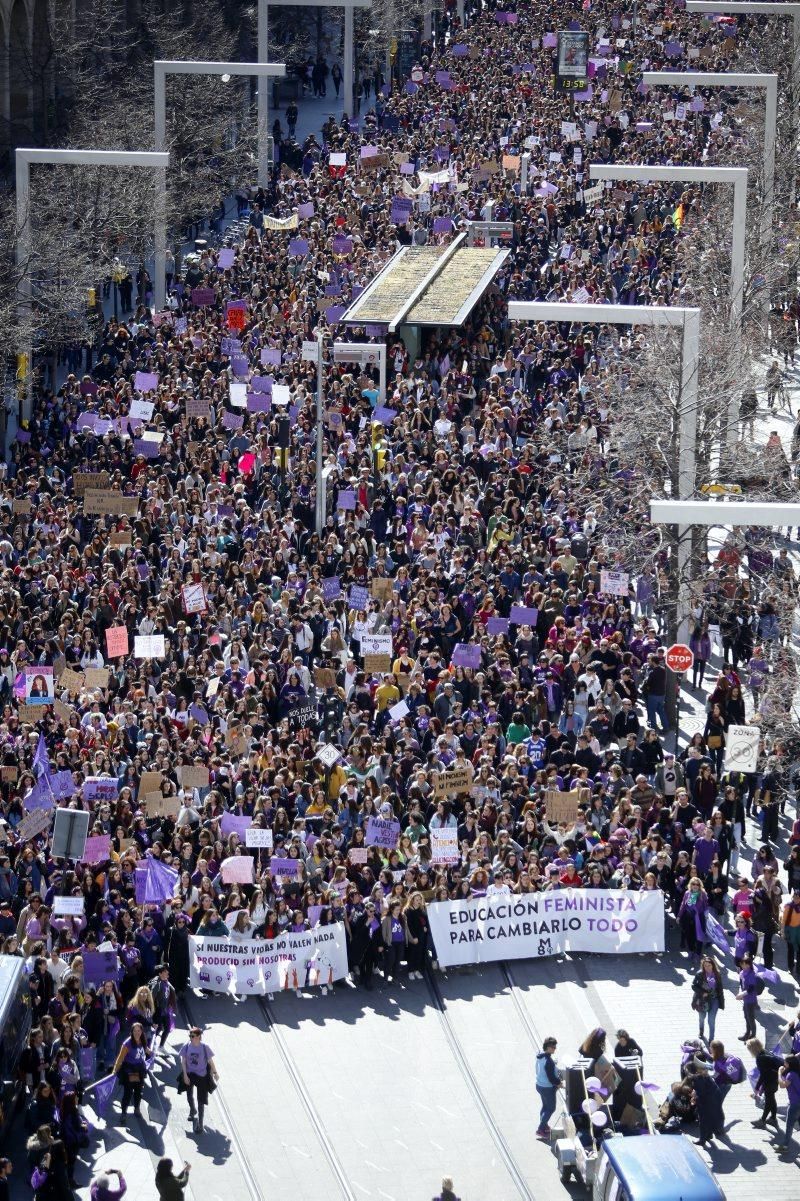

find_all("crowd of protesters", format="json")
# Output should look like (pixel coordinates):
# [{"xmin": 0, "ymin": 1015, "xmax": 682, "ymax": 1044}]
[{"xmin": 1, "ymin": 0, "xmax": 800, "ymax": 1190}]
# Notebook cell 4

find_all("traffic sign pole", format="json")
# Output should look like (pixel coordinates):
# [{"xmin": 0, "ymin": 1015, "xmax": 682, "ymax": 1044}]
[{"xmin": 665, "ymin": 644, "xmax": 694, "ymax": 756}]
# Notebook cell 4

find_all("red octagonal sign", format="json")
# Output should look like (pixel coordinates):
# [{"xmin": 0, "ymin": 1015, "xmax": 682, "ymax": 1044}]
[{"xmin": 665, "ymin": 643, "xmax": 694, "ymax": 673}]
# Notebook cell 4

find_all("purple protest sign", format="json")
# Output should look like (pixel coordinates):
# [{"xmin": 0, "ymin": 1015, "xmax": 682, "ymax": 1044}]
[
  {"xmin": 25, "ymin": 777, "xmax": 54, "ymax": 811},
  {"xmin": 365, "ymin": 816, "xmax": 401, "ymax": 848},
  {"xmin": 247, "ymin": 393, "xmax": 271, "ymax": 413},
  {"xmin": 231, "ymin": 355, "xmax": 250, "ymax": 377},
  {"xmin": 433, "ymin": 217, "xmax": 453, "ymax": 234},
  {"xmin": 298, "ymin": 202, "xmax": 314, "ymax": 219},
  {"xmin": 133, "ymin": 440, "xmax": 161, "ymax": 460},
  {"xmin": 664, "ymin": 41, "xmax": 684, "ymax": 58},
  {"xmin": 486, "ymin": 617, "xmax": 510, "ymax": 636},
  {"xmin": 400, "ymin": 162, "xmax": 415, "ymax": 175},
  {"xmin": 269, "ymin": 856, "xmax": 301, "ymax": 879},
  {"xmin": 348, "ymin": 584, "xmax": 369, "ymax": 611},
  {"xmin": 81, "ymin": 834, "xmax": 111, "ymax": 864},
  {"xmin": 222, "ymin": 411, "xmax": 244, "ymax": 431},
  {"xmin": 509, "ymin": 605, "xmax": 539, "ymax": 626},
  {"xmin": 134, "ymin": 371, "xmax": 159, "ymax": 393},
  {"xmin": 250, "ymin": 375, "xmax": 272, "ymax": 393},
  {"xmin": 543, "ymin": 32, "xmax": 558, "ymax": 48},
  {"xmin": 16, "ymin": 429, "xmax": 31, "ymax": 444},
  {"xmin": 288, "ymin": 238, "xmax": 309, "ymax": 257},
  {"xmin": 434, "ymin": 70, "xmax": 451, "ymax": 85},
  {"xmin": 220, "ymin": 812, "xmax": 252, "ymax": 839},
  {"xmin": 261, "ymin": 347, "xmax": 282, "ymax": 367},
  {"xmin": 404, "ymin": 81, "xmax": 419, "ymax": 96},
  {"xmin": 218, "ymin": 248, "xmax": 236, "ymax": 269},
  {"xmin": 391, "ymin": 201, "xmax": 410, "ymax": 224},
  {"xmin": 322, "ymin": 576, "xmax": 341, "ymax": 601},
  {"xmin": 332, "ymin": 235, "xmax": 353, "ymax": 255},
  {"xmin": 372, "ymin": 406, "xmax": 396, "ymax": 425},
  {"xmin": 221, "ymin": 337, "xmax": 243, "ymax": 355},
  {"xmin": 326, "ymin": 306, "xmax": 345, "ymax": 324},
  {"xmin": 191, "ymin": 287, "xmax": 216, "ymax": 306},
  {"xmin": 188, "ymin": 703, "xmax": 208, "ymax": 725},
  {"xmin": 338, "ymin": 489, "xmax": 356, "ymax": 510},
  {"xmin": 451, "ymin": 43, "xmax": 469, "ymax": 56},
  {"xmin": 83, "ymin": 950, "xmax": 119, "ymax": 988},
  {"xmin": 49, "ymin": 770, "xmax": 76, "ymax": 800},
  {"xmin": 451, "ymin": 643, "xmax": 482, "ymax": 669}
]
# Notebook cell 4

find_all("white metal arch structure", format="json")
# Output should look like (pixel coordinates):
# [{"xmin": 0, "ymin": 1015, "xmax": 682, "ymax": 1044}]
[
  {"xmin": 507, "ymin": 300, "xmax": 701, "ymax": 640},
  {"xmin": 641, "ymin": 72, "xmax": 777, "ymax": 248},
  {"xmin": 153, "ymin": 60, "xmax": 287, "ymax": 311}
]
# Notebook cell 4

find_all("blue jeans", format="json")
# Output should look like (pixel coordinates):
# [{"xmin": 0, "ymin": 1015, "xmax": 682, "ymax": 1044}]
[
  {"xmin": 537, "ymin": 1085, "xmax": 557, "ymax": 1131},
  {"xmin": 646, "ymin": 694, "xmax": 668, "ymax": 732},
  {"xmin": 699, "ymin": 999, "xmax": 719, "ymax": 1042},
  {"xmin": 782, "ymin": 1101, "xmax": 800, "ymax": 1147}
]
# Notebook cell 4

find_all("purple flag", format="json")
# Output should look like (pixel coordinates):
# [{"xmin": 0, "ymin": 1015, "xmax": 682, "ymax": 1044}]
[
  {"xmin": 144, "ymin": 857, "xmax": 179, "ymax": 904},
  {"xmin": 85, "ymin": 1072, "xmax": 117, "ymax": 1116},
  {"xmin": 25, "ymin": 777, "xmax": 54, "ymax": 811},
  {"xmin": 754, "ymin": 965, "xmax": 780, "ymax": 986},
  {"xmin": 705, "ymin": 912, "xmax": 730, "ymax": 957},
  {"xmin": 33, "ymin": 733, "xmax": 50, "ymax": 778}
]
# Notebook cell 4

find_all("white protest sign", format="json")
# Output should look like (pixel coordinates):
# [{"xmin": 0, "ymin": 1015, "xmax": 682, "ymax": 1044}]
[
  {"xmin": 189, "ymin": 924, "xmax": 349, "ymax": 993},
  {"xmin": 361, "ymin": 634, "xmax": 392, "ymax": 657},
  {"xmin": 600, "ymin": 570, "xmax": 630, "ymax": 597},
  {"xmin": 389, "ymin": 699, "xmax": 410, "ymax": 721},
  {"xmin": 134, "ymin": 635, "xmax": 166, "ymax": 659},
  {"xmin": 725, "ymin": 725, "xmax": 760, "ymax": 774},
  {"xmin": 431, "ymin": 828, "xmax": 460, "ymax": 865},
  {"xmin": 181, "ymin": 583, "xmax": 208, "ymax": 615},
  {"xmin": 53, "ymin": 895, "xmax": 85, "ymax": 916},
  {"xmin": 245, "ymin": 827, "xmax": 274, "ymax": 849},
  {"xmin": 427, "ymin": 889, "xmax": 665, "ymax": 968}
]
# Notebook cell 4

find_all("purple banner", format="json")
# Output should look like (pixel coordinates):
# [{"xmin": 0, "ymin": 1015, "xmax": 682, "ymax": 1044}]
[{"xmin": 451, "ymin": 643, "xmax": 482, "ymax": 669}]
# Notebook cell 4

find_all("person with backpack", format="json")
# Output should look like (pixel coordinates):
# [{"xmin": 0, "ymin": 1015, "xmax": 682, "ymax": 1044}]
[
  {"xmin": 691, "ymin": 955, "xmax": 725, "ymax": 1043},
  {"xmin": 736, "ymin": 955, "xmax": 762, "ymax": 1041},
  {"xmin": 708, "ymin": 1040, "xmax": 745, "ymax": 1100},
  {"xmin": 746, "ymin": 1038, "xmax": 781, "ymax": 1129},
  {"xmin": 535, "ymin": 1036, "xmax": 562, "ymax": 1139}
]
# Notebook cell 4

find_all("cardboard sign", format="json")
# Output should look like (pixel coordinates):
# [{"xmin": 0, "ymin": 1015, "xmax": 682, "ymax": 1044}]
[
  {"xmin": 17, "ymin": 704, "xmax": 43, "ymax": 724},
  {"xmin": 12, "ymin": 498, "xmax": 31, "ymax": 514},
  {"xmin": 371, "ymin": 578, "xmax": 394, "ymax": 601},
  {"xmin": 59, "ymin": 667, "xmax": 84, "ymax": 694},
  {"xmin": 16, "ymin": 807, "xmax": 53, "ymax": 842},
  {"xmin": 1, "ymin": 766, "xmax": 18, "ymax": 782},
  {"xmin": 84, "ymin": 668, "xmax": 110, "ymax": 690},
  {"xmin": 186, "ymin": 396, "xmax": 211, "ymax": 420},
  {"xmin": 110, "ymin": 531, "xmax": 131, "ymax": 547},
  {"xmin": 143, "ymin": 795, "xmax": 181, "ymax": 819},
  {"xmin": 434, "ymin": 766, "xmax": 473, "ymax": 796},
  {"xmin": 545, "ymin": 788, "xmax": 590, "ymax": 824},
  {"xmin": 139, "ymin": 771, "xmax": 163, "ymax": 796},
  {"xmin": 83, "ymin": 490, "xmax": 139, "ymax": 517},
  {"xmin": 73, "ymin": 472, "xmax": 109, "ymax": 495},
  {"xmin": 53, "ymin": 699, "xmax": 73, "ymax": 723},
  {"xmin": 179, "ymin": 766, "xmax": 210, "ymax": 790}
]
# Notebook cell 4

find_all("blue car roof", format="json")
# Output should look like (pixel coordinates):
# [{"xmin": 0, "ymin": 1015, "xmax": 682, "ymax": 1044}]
[{"xmin": 602, "ymin": 1136, "xmax": 725, "ymax": 1201}]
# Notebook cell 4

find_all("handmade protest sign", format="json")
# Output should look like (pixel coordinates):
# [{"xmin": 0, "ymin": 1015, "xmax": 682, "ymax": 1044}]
[
  {"xmin": 179, "ymin": 766, "xmax": 210, "ymax": 790},
  {"xmin": 25, "ymin": 666, "xmax": 54, "ymax": 706},
  {"xmin": 81, "ymin": 835, "xmax": 111, "ymax": 864},
  {"xmin": 451, "ymin": 644, "xmax": 481, "ymax": 669},
  {"xmin": 245, "ymin": 827, "xmax": 274, "ymax": 849},
  {"xmin": 53, "ymin": 895, "xmax": 86, "ymax": 916},
  {"xmin": 361, "ymin": 633, "xmax": 392, "ymax": 673},
  {"xmin": 17, "ymin": 807, "xmax": 53, "ymax": 841},
  {"xmin": 545, "ymin": 788, "xmax": 590, "ymax": 824},
  {"xmin": 105, "ymin": 627, "xmax": 129, "ymax": 658},
  {"xmin": 181, "ymin": 583, "xmax": 208, "ymax": 615},
  {"xmin": 220, "ymin": 855, "xmax": 255, "ymax": 885},
  {"xmin": 427, "ymin": 890, "xmax": 665, "ymax": 968},
  {"xmin": 509, "ymin": 605, "xmax": 539, "ymax": 626},
  {"xmin": 600, "ymin": 570, "xmax": 629, "ymax": 597},
  {"xmin": 84, "ymin": 668, "xmax": 109, "ymax": 690},
  {"xmin": 134, "ymin": 635, "xmax": 166, "ymax": 659},
  {"xmin": 434, "ymin": 766, "xmax": 473, "ymax": 796},
  {"xmin": 365, "ymin": 816, "xmax": 401, "ymax": 848},
  {"xmin": 189, "ymin": 924, "xmax": 348, "ymax": 994}
]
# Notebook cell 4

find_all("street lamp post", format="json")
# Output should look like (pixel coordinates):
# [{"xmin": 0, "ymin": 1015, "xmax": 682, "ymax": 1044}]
[
  {"xmin": 153, "ymin": 60, "xmax": 287, "ymax": 313},
  {"xmin": 257, "ymin": 0, "xmax": 371, "ymax": 132},
  {"xmin": 15, "ymin": 147, "xmax": 170, "ymax": 425},
  {"xmin": 507, "ymin": 301, "xmax": 701, "ymax": 643},
  {"xmin": 685, "ymin": 2, "xmax": 800, "ymax": 206},
  {"xmin": 588, "ymin": 163, "xmax": 747, "ymax": 450},
  {"xmin": 641, "ymin": 72, "xmax": 777, "ymax": 249}
]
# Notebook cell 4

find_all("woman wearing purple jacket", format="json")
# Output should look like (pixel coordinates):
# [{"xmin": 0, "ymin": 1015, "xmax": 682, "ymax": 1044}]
[
  {"xmin": 678, "ymin": 878, "xmax": 710, "ymax": 965},
  {"xmin": 736, "ymin": 955, "xmax": 760, "ymax": 1041}
]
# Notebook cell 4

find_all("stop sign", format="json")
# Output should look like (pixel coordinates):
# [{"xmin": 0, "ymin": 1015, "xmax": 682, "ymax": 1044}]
[{"xmin": 665, "ymin": 643, "xmax": 694, "ymax": 673}]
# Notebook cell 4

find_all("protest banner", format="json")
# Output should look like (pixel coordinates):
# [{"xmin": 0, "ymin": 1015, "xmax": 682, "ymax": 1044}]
[
  {"xmin": 361, "ymin": 633, "xmax": 392, "ymax": 673},
  {"xmin": 179, "ymin": 766, "xmax": 210, "ymax": 790},
  {"xmin": 181, "ymin": 583, "xmax": 208, "ymax": 615},
  {"xmin": 431, "ymin": 829, "xmax": 460, "ymax": 864},
  {"xmin": 134, "ymin": 635, "xmax": 166, "ymax": 659},
  {"xmin": 434, "ymin": 766, "xmax": 473, "ymax": 796},
  {"xmin": 545, "ymin": 787, "xmax": 590, "ymax": 824},
  {"xmin": 600, "ymin": 569, "xmax": 630, "ymax": 597},
  {"xmin": 84, "ymin": 668, "xmax": 110, "ymax": 690},
  {"xmin": 81, "ymin": 835, "xmax": 111, "ymax": 864},
  {"xmin": 365, "ymin": 816, "xmax": 401, "ymax": 848},
  {"xmin": 53, "ymin": 895, "xmax": 85, "ymax": 916},
  {"xmin": 83, "ymin": 490, "xmax": 139, "ymax": 517},
  {"xmin": 25, "ymin": 666, "xmax": 54, "ymax": 706},
  {"xmin": 189, "ymin": 923, "xmax": 348, "ymax": 994},
  {"xmin": 427, "ymin": 889, "xmax": 665, "ymax": 968},
  {"xmin": 16, "ymin": 807, "xmax": 53, "ymax": 842},
  {"xmin": 245, "ymin": 827, "xmax": 274, "ymax": 849},
  {"xmin": 725, "ymin": 725, "xmax": 760, "ymax": 774},
  {"xmin": 72, "ymin": 472, "xmax": 109, "ymax": 495},
  {"xmin": 105, "ymin": 627, "xmax": 129, "ymax": 658},
  {"xmin": 83, "ymin": 777, "xmax": 119, "ymax": 802},
  {"xmin": 59, "ymin": 667, "xmax": 85, "ymax": 693},
  {"xmin": 220, "ymin": 855, "xmax": 255, "ymax": 885}
]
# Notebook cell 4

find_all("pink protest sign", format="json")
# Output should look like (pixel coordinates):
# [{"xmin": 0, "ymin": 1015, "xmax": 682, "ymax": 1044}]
[
  {"xmin": 220, "ymin": 855, "xmax": 255, "ymax": 884},
  {"xmin": 105, "ymin": 626, "xmax": 129, "ymax": 658},
  {"xmin": 81, "ymin": 835, "xmax": 111, "ymax": 865}
]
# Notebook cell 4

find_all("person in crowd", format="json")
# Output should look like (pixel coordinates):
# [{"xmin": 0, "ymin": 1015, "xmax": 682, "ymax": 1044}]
[
  {"xmin": 535, "ymin": 1036, "xmax": 562, "ymax": 1139},
  {"xmin": 112, "ymin": 1022, "xmax": 150, "ymax": 1121},
  {"xmin": 155, "ymin": 1158, "xmax": 191, "ymax": 1201},
  {"xmin": 692, "ymin": 955, "xmax": 725, "ymax": 1044},
  {"xmin": 746, "ymin": 1038, "xmax": 781, "ymax": 1130},
  {"xmin": 179, "ymin": 1027, "xmax": 219, "ymax": 1134}
]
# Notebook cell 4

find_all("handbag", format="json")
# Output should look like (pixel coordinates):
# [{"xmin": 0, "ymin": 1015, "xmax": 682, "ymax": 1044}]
[
  {"xmin": 205, "ymin": 1066, "xmax": 217, "ymax": 1094},
  {"xmin": 707, "ymin": 735, "xmax": 722, "ymax": 749}
]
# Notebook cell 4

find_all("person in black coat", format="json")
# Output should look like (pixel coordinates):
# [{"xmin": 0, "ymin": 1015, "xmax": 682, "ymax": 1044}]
[
  {"xmin": 165, "ymin": 914, "xmax": 190, "ymax": 993},
  {"xmin": 748, "ymin": 1037, "xmax": 781, "ymax": 1128},
  {"xmin": 347, "ymin": 901, "xmax": 383, "ymax": 989},
  {"xmin": 691, "ymin": 1063, "xmax": 725, "ymax": 1146}
]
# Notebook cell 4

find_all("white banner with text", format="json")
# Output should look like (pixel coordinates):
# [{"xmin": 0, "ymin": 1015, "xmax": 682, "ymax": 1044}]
[
  {"xmin": 189, "ymin": 924, "xmax": 349, "ymax": 994},
  {"xmin": 427, "ymin": 889, "xmax": 665, "ymax": 967}
]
